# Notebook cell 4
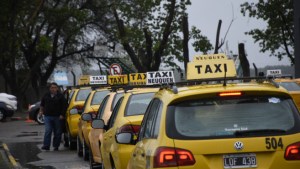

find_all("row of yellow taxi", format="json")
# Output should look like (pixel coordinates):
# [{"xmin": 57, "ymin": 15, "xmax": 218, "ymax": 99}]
[{"xmin": 65, "ymin": 53, "xmax": 300, "ymax": 169}]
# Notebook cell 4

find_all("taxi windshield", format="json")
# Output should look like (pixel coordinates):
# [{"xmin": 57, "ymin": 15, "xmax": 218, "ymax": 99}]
[
  {"xmin": 91, "ymin": 90, "xmax": 109, "ymax": 105},
  {"xmin": 125, "ymin": 92, "xmax": 154, "ymax": 116},
  {"xmin": 75, "ymin": 89, "xmax": 92, "ymax": 101},
  {"xmin": 279, "ymin": 82, "xmax": 300, "ymax": 91},
  {"xmin": 167, "ymin": 95, "xmax": 299, "ymax": 139}
]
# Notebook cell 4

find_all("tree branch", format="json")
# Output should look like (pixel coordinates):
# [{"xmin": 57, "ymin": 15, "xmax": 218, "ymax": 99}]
[
  {"xmin": 152, "ymin": 0, "xmax": 176, "ymax": 70},
  {"xmin": 112, "ymin": 8, "xmax": 142, "ymax": 71},
  {"xmin": 143, "ymin": 27, "xmax": 153, "ymax": 69},
  {"xmin": 280, "ymin": 25, "xmax": 294, "ymax": 63}
]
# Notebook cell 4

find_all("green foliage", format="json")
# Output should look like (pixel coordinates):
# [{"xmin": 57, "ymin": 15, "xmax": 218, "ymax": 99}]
[
  {"xmin": 36, "ymin": 36, "xmax": 52, "ymax": 53},
  {"xmin": 190, "ymin": 26, "xmax": 213, "ymax": 54},
  {"xmin": 241, "ymin": 0, "xmax": 294, "ymax": 64},
  {"xmin": 109, "ymin": 0, "xmax": 211, "ymax": 70}
]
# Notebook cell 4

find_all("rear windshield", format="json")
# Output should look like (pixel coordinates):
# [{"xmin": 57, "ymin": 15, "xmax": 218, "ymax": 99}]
[
  {"xmin": 75, "ymin": 89, "xmax": 92, "ymax": 101},
  {"xmin": 125, "ymin": 92, "xmax": 154, "ymax": 116},
  {"xmin": 167, "ymin": 95, "xmax": 300, "ymax": 139},
  {"xmin": 279, "ymin": 82, "xmax": 300, "ymax": 91},
  {"xmin": 91, "ymin": 90, "xmax": 110, "ymax": 105}
]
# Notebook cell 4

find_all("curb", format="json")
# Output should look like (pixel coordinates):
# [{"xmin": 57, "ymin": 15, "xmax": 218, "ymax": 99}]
[{"xmin": 1, "ymin": 143, "xmax": 21, "ymax": 169}]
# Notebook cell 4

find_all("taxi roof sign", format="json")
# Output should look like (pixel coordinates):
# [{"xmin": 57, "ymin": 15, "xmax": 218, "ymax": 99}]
[
  {"xmin": 266, "ymin": 69, "xmax": 282, "ymax": 77},
  {"xmin": 129, "ymin": 73, "xmax": 146, "ymax": 85},
  {"xmin": 187, "ymin": 53, "xmax": 237, "ymax": 80},
  {"xmin": 192, "ymin": 53, "xmax": 228, "ymax": 62},
  {"xmin": 146, "ymin": 71, "xmax": 175, "ymax": 85},
  {"xmin": 90, "ymin": 75, "xmax": 107, "ymax": 85},
  {"xmin": 108, "ymin": 75, "xmax": 129, "ymax": 85}
]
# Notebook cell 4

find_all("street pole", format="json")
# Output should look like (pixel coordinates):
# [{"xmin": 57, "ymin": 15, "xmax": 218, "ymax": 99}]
[{"xmin": 295, "ymin": 0, "xmax": 300, "ymax": 78}]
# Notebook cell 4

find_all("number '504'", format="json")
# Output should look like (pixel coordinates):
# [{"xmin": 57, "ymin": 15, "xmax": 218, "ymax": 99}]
[{"xmin": 265, "ymin": 137, "xmax": 283, "ymax": 149}]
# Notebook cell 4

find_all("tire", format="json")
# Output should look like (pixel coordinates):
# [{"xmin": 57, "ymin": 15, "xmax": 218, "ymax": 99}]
[
  {"xmin": 77, "ymin": 136, "xmax": 83, "ymax": 157},
  {"xmin": 36, "ymin": 111, "xmax": 45, "ymax": 125},
  {"xmin": 83, "ymin": 140, "xmax": 89, "ymax": 161},
  {"xmin": 89, "ymin": 148, "xmax": 102, "ymax": 169},
  {"xmin": 0, "ymin": 109, "xmax": 6, "ymax": 122},
  {"xmin": 67, "ymin": 130, "xmax": 77, "ymax": 150}
]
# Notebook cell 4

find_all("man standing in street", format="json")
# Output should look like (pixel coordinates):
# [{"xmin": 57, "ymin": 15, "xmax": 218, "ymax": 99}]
[{"xmin": 39, "ymin": 82, "xmax": 67, "ymax": 151}]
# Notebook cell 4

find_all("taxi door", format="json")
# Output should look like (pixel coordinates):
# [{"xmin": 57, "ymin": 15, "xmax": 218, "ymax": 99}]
[
  {"xmin": 101, "ymin": 97, "xmax": 124, "ymax": 169},
  {"xmin": 128, "ymin": 99, "xmax": 164, "ymax": 169}
]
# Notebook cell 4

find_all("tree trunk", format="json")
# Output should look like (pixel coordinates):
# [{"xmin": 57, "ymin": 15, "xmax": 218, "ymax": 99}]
[
  {"xmin": 214, "ymin": 20, "xmax": 222, "ymax": 54},
  {"xmin": 182, "ymin": 14, "xmax": 189, "ymax": 74},
  {"xmin": 238, "ymin": 43, "xmax": 250, "ymax": 78}
]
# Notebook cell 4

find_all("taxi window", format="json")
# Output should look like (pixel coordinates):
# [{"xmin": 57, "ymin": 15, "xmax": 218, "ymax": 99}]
[
  {"xmin": 68, "ymin": 90, "xmax": 75, "ymax": 104},
  {"xmin": 139, "ymin": 99, "xmax": 162, "ymax": 139},
  {"xmin": 111, "ymin": 93, "xmax": 123, "ymax": 111},
  {"xmin": 96, "ymin": 95, "xmax": 110, "ymax": 119},
  {"xmin": 125, "ymin": 92, "xmax": 155, "ymax": 116},
  {"xmin": 75, "ymin": 89, "xmax": 92, "ymax": 101},
  {"xmin": 107, "ymin": 97, "xmax": 124, "ymax": 129},
  {"xmin": 82, "ymin": 93, "xmax": 91, "ymax": 112},
  {"xmin": 279, "ymin": 82, "xmax": 300, "ymax": 91},
  {"xmin": 91, "ymin": 90, "xmax": 109, "ymax": 105},
  {"xmin": 167, "ymin": 95, "xmax": 299, "ymax": 139}
]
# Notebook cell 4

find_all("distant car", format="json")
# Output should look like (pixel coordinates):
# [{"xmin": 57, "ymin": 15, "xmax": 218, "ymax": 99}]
[
  {"xmin": 274, "ymin": 78, "xmax": 300, "ymax": 110},
  {"xmin": 28, "ymin": 101, "xmax": 44, "ymax": 125},
  {"xmin": 0, "ymin": 93, "xmax": 17, "ymax": 121}
]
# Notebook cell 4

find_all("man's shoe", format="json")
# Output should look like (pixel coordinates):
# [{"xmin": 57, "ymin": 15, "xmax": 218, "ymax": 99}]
[
  {"xmin": 53, "ymin": 147, "xmax": 58, "ymax": 151},
  {"xmin": 41, "ymin": 146, "xmax": 50, "ymax": 151}
]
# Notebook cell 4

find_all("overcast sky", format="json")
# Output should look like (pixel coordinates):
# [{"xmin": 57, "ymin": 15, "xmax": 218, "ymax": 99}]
[{"xmin": 187, "ymin": 0, "xmax": 291, "ymax": 68}]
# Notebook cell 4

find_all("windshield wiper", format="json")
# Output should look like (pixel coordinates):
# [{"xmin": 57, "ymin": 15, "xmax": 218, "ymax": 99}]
[{"xmin": 234, "ymin": 129, "xmax": 286, "ymax": 136}]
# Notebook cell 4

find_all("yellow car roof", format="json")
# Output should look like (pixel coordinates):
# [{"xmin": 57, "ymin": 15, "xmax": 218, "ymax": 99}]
[
  {"xmin": 274, "ymin": 78, "xmax": 297, "ymax": 83},
  {"xmin": 154, "ymin": 81, "xmax": 290, "ymax": 104},
  {"xmin": 127, "ymin": 88, "xmax": 159, "ymax": 94}
]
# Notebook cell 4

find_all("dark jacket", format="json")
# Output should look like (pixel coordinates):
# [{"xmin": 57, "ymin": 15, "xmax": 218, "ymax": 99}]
[{"xmin": 41, "ymin": 92, "xmax": 67, "ymax": 117}]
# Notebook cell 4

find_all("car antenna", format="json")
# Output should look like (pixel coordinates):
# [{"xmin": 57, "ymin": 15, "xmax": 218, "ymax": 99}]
[{"xmin": 223, "ymin": 64, "xmax": 228, "ymax": 86}]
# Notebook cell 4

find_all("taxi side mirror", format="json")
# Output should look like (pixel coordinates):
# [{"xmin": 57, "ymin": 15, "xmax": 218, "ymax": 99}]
[
  {"xmin": 81, "ymin": 113, "xmax": 92, "ymax": 121},
  {"xmin": 70, "ymin": 108, "xmax": 78, "ymax": 115},
  {"xmin": 115, "ymin": 133, "xmax": 134, "ymax": 144},
  {"xmin": 91, "ymin": 119, "xmax": 105, "ymax": 129}
]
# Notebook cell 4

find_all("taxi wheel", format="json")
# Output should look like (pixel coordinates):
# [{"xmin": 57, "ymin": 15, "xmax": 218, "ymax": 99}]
[
  {"xmin": 89, "ymin": 148, "xmax": 102, "ymax": 169},
  {"xmin": 77, "ymin": 136, "xmax": 83, "ymax": 157},
  {"xmin": 0, "ymin": 109, "xmax": 6, "ymax": 121},
  {"xmin": 83, "ymin": 140, "xmax": 89, "ymax": 161},
  {"xmin": 67, "ymin": 131, "xmax": 77, "ymax": 150}
]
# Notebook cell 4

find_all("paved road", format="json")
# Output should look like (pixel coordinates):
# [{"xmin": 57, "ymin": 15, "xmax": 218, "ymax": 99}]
[{"xmin": 0, "ymin": 115, "xmax": 89, "ymax": 169}]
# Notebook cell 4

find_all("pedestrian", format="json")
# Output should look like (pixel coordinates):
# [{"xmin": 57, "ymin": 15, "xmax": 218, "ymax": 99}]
[{"xmin": 39, "ymin": 82, "xmax": 67, "ymax": 151}]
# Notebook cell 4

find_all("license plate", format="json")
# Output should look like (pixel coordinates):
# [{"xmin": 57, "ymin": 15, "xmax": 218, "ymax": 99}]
[{"xmin": 223, "ymin": 153, "xmax": 257, "ymax": 168}]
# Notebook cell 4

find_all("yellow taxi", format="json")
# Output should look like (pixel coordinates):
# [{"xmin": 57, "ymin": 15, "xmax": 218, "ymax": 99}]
[
  {"xmin": 92, "ymin": 88, "xmax": 159, "ymax": 169},
  {"xmin": 77, "ymin": 88, "xmax": 109, "ymax": 160},
  {"xmin": 121, "ymin": 54, "xmax": 300, "ymax": 169},
  {"xmin": 295, "ymin": 78, "xmax": 300, "ymax": 85},
  {"xmin": 66, "ymin": 86, "xmax": 92, "ymax": 149},
  {"xmin": 274, "ymin": 78, "xmax": 300, "ymax": 110},
  {"xmin": 82, "ymin": 90, "xmax": 124, "ymax": 168}
]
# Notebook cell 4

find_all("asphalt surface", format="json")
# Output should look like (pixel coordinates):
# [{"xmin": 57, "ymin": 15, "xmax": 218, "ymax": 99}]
[
  {"xmin": 0, "ymin": 111, "xmax": 89, "ymax": 169},
  {"xmin": 0, "ymin": 145, "xmax": 13, "ymax": 169}
]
